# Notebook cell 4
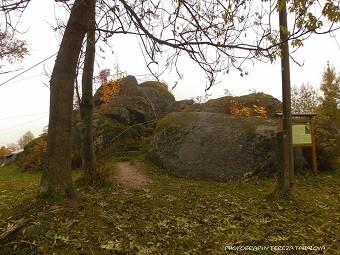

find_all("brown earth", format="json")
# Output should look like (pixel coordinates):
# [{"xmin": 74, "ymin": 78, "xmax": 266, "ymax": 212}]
[{"xmin": 113, "ymin": 161, "xmax": 152, "ymax": 189}]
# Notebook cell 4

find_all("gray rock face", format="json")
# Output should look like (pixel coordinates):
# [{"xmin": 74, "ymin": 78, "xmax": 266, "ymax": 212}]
[
  {"xmin": 93, "ymin": 75, "xmax": 139, "ymax": 105},
  {"xmin": 100, "ymin": 95, "xmax": 155, "ymax": 123},
  {"xmin": 119, "ymin": 75, "xmax": 139, "ymax": 96},
  {"xmin": 149, "ymin": 112, "xmax": 278, "ymax": 180},
  {"xmin": 100, "ymin": 106, "xmax": 131, "ymax": 124},
  {"xmin": 179, "ymin": 93, "xmax": 282, "ymax": 117},
  {"xmin": 316, "ymin": 121, "xmax": 340, "ymax": 171},
  {"xmin": 93, "ymin": 76, "xmax": 176, "ymax": 124},
  {"xmin": 172, "ymin": 99, "xmax": 195, "ymax": 112},
  {"xmin": 138, "ymin": 81, "xmax": 176, "ymax": 117}
]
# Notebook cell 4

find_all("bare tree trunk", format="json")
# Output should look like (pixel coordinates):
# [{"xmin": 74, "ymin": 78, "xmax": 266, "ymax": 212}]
[
  {"xmin": 278, "ymin": 0, "xmax": 294, "ymax": 194},
  {"xmin": 80, "ymin": 0, "xmax": 97, "ymax": 181},
  {"xmin": 40, "ymin": 0, "xmax": 92, "ymax": 198}
]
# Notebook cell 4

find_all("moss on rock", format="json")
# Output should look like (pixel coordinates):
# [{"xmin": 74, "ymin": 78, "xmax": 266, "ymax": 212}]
[{"xmin": 149, "ymin": 112, "xmax": 278, "ymax": 181}]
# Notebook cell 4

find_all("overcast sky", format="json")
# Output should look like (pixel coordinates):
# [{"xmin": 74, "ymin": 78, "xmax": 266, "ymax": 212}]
[{"xmin": 1, "ymin": 0, "xmax": 340, "ymax": 146}]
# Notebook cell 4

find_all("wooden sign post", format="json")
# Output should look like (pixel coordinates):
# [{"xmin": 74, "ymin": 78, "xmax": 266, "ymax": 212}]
[{"xmin": 276, "ymin": 113, "xmax": 318, "ymax": 175}]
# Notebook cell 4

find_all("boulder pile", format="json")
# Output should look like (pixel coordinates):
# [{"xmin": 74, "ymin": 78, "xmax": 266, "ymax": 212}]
[{"xmin": 18, "ymin": 74, "xmax": 285, "ymax": 176}]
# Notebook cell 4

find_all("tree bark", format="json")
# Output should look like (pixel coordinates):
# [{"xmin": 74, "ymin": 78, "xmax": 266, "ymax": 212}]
[
  {"xmin": 80, "ymin": 0, "xmax": 97, "ymax": 180},
  {"xmin": 40, "ymin": 0, "xmax": 92, "ymax": 198},
  {"xmin": 278, "ymin": 0, "xmax": 294, "ymax": 194}
]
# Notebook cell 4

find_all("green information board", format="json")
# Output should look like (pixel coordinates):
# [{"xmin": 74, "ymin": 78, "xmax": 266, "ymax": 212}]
[{"xmin": 292, "ymin": 123, "xmax": 312, "ymax": 145}]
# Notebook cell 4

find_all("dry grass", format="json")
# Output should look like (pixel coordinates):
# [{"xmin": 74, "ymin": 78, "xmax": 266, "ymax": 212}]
[{"xmin": 0, "ymin": 161, "xmax": 339, "ymax": 254}]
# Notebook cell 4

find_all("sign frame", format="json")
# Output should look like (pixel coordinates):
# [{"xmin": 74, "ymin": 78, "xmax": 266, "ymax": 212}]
[{"xmin": 275, "ymin": 113, "xmax": 317, "ymax": 175}]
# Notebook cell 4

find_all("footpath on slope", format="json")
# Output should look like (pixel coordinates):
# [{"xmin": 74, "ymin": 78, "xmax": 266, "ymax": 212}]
[{"xmin": 113, "ymin": 161, "xmax": 152, "ymax": 189}]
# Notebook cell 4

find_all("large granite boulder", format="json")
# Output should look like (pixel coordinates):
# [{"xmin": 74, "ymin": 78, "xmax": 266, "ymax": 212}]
[
  {"xmin": 93, "ymin": 76, "xmax": 176, "ymax": 123},
  {"xmin": 73, "ymin": 116, "xmax": 152, "ymax": 158},
  {"xmin": 99, "ymin": 95, "xmax": 155, "ymax": 124},
  {"xmin": 172, "ymin": 99, "xmax": 195, "ymax": 112},
  {"xmin": 191, "ymin": 93, "xmax": 282, "ymax": 117},
  {"xmin": 137, "ymin": 81, "xmax": 176, "ymax": 117},
  {"xmin": 93, "ymin": 75, "xmax": 139, "ymax": 105},
  {"xmin": 316, "ymin": 121, "xmax": 340, "ymax": 171},
  {"xmin": 148, "ymin": 112, "xmax": 278, "ymax": 181}
]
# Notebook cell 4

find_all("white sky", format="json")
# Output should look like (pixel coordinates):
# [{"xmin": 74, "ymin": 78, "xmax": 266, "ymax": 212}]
[{"xmin": 1, "ymin": 0, "xmax": 340, "ymax": 146}]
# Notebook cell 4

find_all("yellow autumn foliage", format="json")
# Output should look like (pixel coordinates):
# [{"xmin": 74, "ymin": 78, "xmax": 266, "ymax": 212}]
[
  {"xmin": 230, "ymin": 101, "xmax": 252, "ymax": 117},
  {"xmin": 0, "ymin": 146, "xmax": 11, "ymax": 157},
  {"xmin": 230, "ymin": 101, "xmax": 268, "ymax": 118},
  {"xmin": 253, "ymin": 105, "xmax": 267, "ymax": 118},
  {"xmin": 101, "ymin": 73, "xmax": 125, "ymax": 104}
]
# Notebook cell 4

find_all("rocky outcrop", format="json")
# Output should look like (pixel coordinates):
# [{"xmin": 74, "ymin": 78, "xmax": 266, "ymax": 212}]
[
  {"xmin": 137, "ymin": 81, "xmax": 176, "ymax": 117},
  {"xmin": 93, "ymin": 75, "xmax": 139, "ymax": 105},
  {"xmin": 316, "ymin": 121, "xmax": 340, "ymax": 171},
  {"xmin": 93, "ymin": 76, "xmax": 176, "ymax": 123},
  {"xmin": 70, "ymin": 76, "xmax": 176, "ymax": 163},
  {"xmin": 196, "ymin": 93, "xmax": 282, "ymax": 117},
  {"xmin": 172, "ymin": 99, "xmax": 195, "ymax": 112},
  {"xmin": 148, "ymin": 112, "xmax": 278, "ymax": 181},
  {"xmin": 19, "ymin": 75, "xmax": 285, "ymax": 173},
  {"xmin": 99, "ymin": 95, "xmax": 155, "ymax": 124}
]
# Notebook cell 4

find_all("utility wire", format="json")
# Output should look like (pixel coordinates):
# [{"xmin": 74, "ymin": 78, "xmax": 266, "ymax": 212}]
[
  {"xmin": 0, "ymin": 53, "xmax": 57, "ymax": 88},
  {"xmin": 109, "ymin": 119, "xmax": 157, "ymax": 143},
  {"xmin": 325, "ymin": 18, "xmax": 340, "ymax": 54},
  {"xmin": 0, "ymin": 68, "xmax": 23, "ymax": 75},
  {"xmin": 0, "ymin": 115, "xmax": 48, "ymax": 132},
  {"xmin": 330, "ymin": 31, "xmax": 340, "ymax": 52},
  {"xmin": 0, "ymin": 112, "xmax": 48, "ymax": 121},
  {"xmin": 4, "ymin": 74, "xmax": 46, "ymax": 85}
]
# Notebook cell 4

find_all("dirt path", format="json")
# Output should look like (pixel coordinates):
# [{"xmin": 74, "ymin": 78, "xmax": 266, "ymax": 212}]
[{"xmin": 113, "ymin": 161, "xmax": 152, "ymax": 189}]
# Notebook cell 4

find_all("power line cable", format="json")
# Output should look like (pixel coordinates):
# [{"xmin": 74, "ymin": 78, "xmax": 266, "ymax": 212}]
[
  {"xmin": 0, "ymin": 53, "xmax": 57, "ymax": 88},
  {"xmin": 0, "ymin": 115, "xmax": 48, "ymax": 132},
  {"xmin": 4, "ymin": 74, "xmax": 46, "ymax": 85},
  {"xmin": 0, "ymin": 112, "xmax": 48, "ymax": 121},
  {"xmin": 330, "ymin": 31, "xmax": 340, "ymax": 52},
  {"xmin": 0, "ymin": 68, "xmax": 23, "ymax": 75},
  {"xmin": 109, "ymin": 119, "xmax": 157, "ymax": 143},
  {"xmin": 324, "ymin": 18, "xmax": 340, "ymax": 53}
]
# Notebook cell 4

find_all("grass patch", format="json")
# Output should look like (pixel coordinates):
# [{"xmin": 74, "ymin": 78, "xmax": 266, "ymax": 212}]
[
  {"xmin": 0, "ymin": 165, "xmax": 40, "ymax": 212},
  {"xmin": 0, "ymin": 162, "xmax": 339, "ymax": 254}
]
